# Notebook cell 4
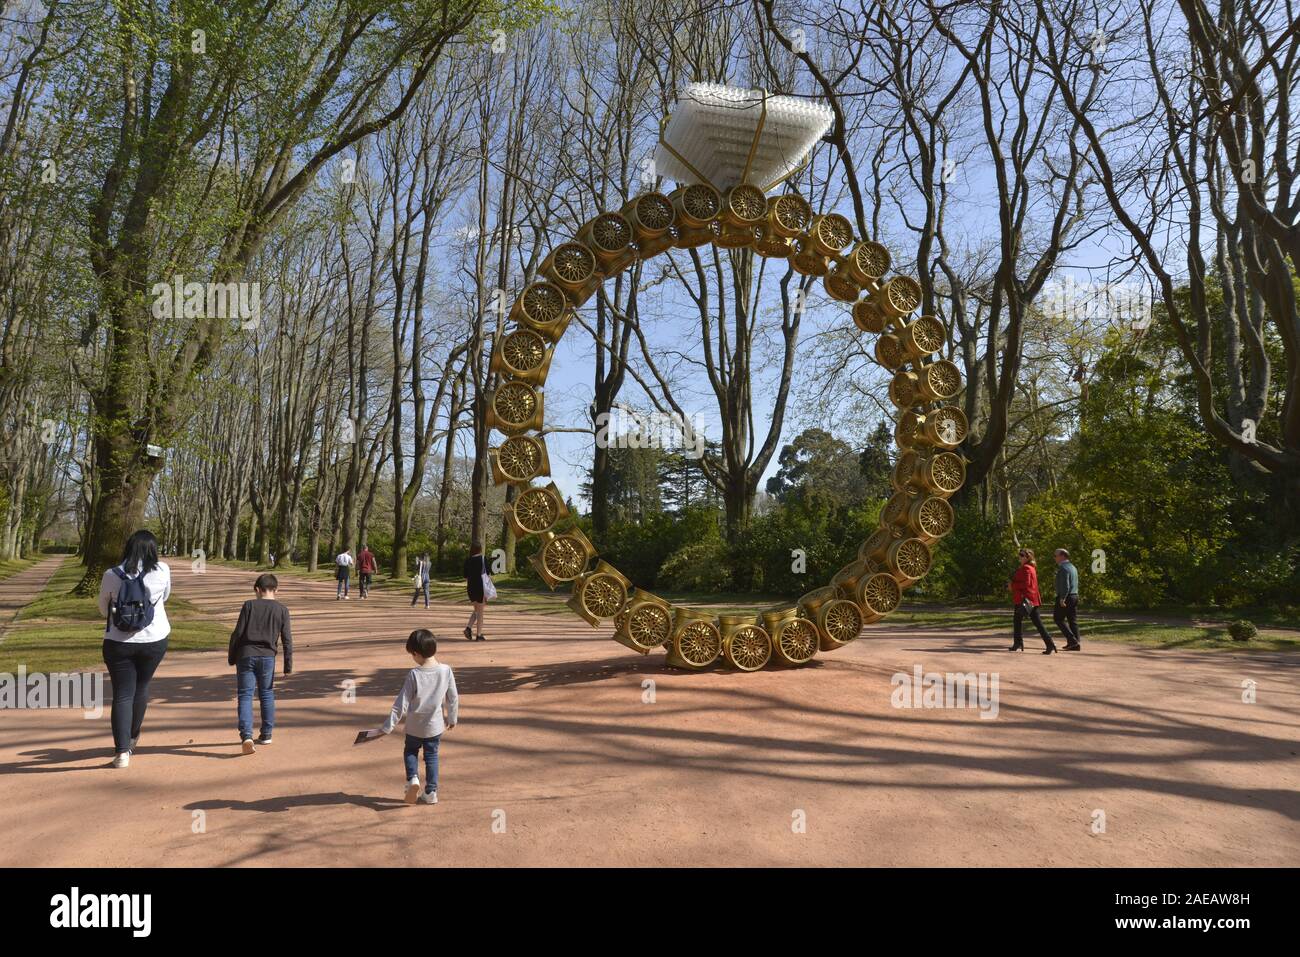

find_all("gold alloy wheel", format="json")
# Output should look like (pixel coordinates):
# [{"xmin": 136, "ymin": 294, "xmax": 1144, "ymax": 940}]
[
  {"xmin": 581, "ymin": 573, "xmax": 627, "ymax": 619},
  {"xmin": 624, "ymin": 604, "xmax": 672, "ymax": 650}
]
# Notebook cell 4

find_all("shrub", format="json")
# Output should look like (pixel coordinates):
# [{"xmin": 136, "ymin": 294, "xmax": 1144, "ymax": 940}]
[
  {"xmin": 1227, "ymin": 619, "xmax": 1257, "ymax": 642},
  {"xmin": 658, "ymin": 537, "xmax": 733, "ymax": 593}
]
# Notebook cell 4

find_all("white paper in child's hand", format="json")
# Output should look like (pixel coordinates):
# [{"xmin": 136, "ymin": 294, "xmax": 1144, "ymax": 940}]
[{"xmin": 353, "ymin": 729, "xmax": 384, "ymax": 745}]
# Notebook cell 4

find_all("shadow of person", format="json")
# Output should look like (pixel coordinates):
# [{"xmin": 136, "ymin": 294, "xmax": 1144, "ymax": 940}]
[
  {"xmin": 186, "ymin": 792, "xmax": 407, "ymax": 813},
  {"xmin": 1, "ymin": 743, "xmax": 240, "ymax": 773}
]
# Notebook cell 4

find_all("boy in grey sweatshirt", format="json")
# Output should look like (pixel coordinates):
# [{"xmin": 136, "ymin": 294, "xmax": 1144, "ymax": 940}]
[{"xmin": 378, "ymin": 629, "xmax": 458, "ymax": 804}]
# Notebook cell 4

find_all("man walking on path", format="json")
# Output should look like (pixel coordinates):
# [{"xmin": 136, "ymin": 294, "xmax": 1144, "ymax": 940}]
[
  {"xmin": 357, "ymin": 545, "xmax": 377, "ymax": 599},
  {"xmin": 1053, "ymin": 549, "xmax": 1082, "ymax": 651},
  {"xmin": 335, "ymin": 549, "xmax": 354, "ymax": 600}
]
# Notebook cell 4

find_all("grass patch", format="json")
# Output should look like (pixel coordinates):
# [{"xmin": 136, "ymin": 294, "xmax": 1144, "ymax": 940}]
[
  {"xmin": 1, "ymin": 556, "xmax": 228, "ymax": 673},
  {"xmin": 0, "ymin": 555, "xmax": 43, "ymax": 584},
  {"xmin": 891, "ymin": 607, "xmax": 1300, "ymax": 652}
]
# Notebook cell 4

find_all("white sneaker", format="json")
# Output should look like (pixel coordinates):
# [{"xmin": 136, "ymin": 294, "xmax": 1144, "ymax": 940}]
[
  {"xmin": 418, "ymin": 790, "xmax": 438, "ymax": 805},
  {"xmin": 112, "ymin": 751, "xmax": 130, "ymax": 769},
  {"xmin": 404, "ymin": 777, "xmax": 421, "ymax": 804},
  {"xmin": 241, "ymin": 738, "xmax": 256, "ymax": 755}
]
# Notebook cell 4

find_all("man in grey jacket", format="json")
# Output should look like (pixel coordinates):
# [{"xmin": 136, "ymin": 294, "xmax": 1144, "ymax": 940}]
[
  {"xmin": 1053, "ymin": 549, "xmax": 1082, "ymax": 651},
  {"xmin": 379, "ymin": 629, "xmax": 458, "ymax": 804}
]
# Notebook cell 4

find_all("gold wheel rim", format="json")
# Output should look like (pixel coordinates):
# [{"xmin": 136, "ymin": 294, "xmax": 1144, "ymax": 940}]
[
  {"xmin": 498, "ymin": 436, "xmax": 541, "ymax": 482},
  {"xmin": 854, "ymin": 241, "xmax": 890, "ymax": 279},
  {"xmin": 514, "ymin": 487, "xmax": 559, "ymax": 533},
  {"xmin": 883, "ymin": 491, "xmax": 913, "ymax": 526},
  {"xmin": 931, "ymin": 407, "xmax": 968, "ymax": 446},
  {"xmin": 729, "ymin": 185, "xmax": 767, "ymax": 222},
  {"xmin": 582, "ymin": 574, "xmax": 626, "ymax": 618},
  {"xmin": 522, "ymin": 282, "xmax": 565, "ymax": 324},
  {"xmin": 543, "ymin": 537, "xmax": 586, "ymax": 580},
  {"xmin": 886, "ymin": 276, "xmax": 922, "ymax": 314},
  {"xmin": 502, "ymin": 330, "xmax": 546, "ymax": 373},
  {"xmin": 862, "ymin": 573, "xmax": 901, "ymax": 616},
  {"xmin": 917, "ymin": 497, "xmax": 954, "ymax": 538},
  {"xmin": 823, "ymin": 600, "xmax": 863, "ymax": 644},
  {"xmin": 729, "ymin": 626, "xmax": 771, "ymax": 671},
  {"xmin": 682, "ymin": 184, "xmax": 720, "ymax": 221},
  {"xmin": 628, "ymin": 605, "xmax": 671, "ymax": 649},
  {"xmin": 926, "ymin": 361, "xmax": 962, "ymax": 399},
  {"xmin": 895, "ymin": 539, "xmax": 932, "ymax": 579},
  {"xmin": 551, "ymin": 243, "xmax": 595, "ymax": 283},
  {"xmin": 677, "ymin": 621, "xmax": 721, "ymax": 665},
  {"xmin": 908, "ymin": 315, "xmax": 945, "ymax": 354},
  {"xmin": 892, "ymin": 450, "xmax": 919, "ymax": 490},
  {"xmin": 494, "ymin": 383, "xmax": 537, "ymax": 426},
  {"xmin": 816, "ymin": 214, "xmax": 853, "ymax": 250},
  {"xmin": 778, "ymin": 619, "xmax": 819, "ymax": 663},
  {"xmin": 635, "ymin": 194, "xmax": 673, "ymax": 230},
  {"xmin": 930, "ymin": 452, "xmax": 965, "ymax": 493},
  {"xmin": 772, "ymin": 194, "xmax": 810, "ymax": 233},
  {"xmin": 591, "ymin": 213, "xmax": 631, "ymax": 251},
  {"xmin": 876, "ymin": 334, "xmax": 905, "ymax": 370}
]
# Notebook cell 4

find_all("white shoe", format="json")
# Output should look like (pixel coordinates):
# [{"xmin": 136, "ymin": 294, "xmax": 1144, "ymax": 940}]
[
  {"xmin": 404, "ymin": 777, "xmax": 421, "ymax": 804},
  {"xmin": 418, "ymin": 790, "xmax": 438, "ymax": 805},
  {"xmin": 241, "ymin": 738, "xmax": 256, "ymax": 755},
  {"xmin": 112, "ymin": 751, "xmax": 130, "ymax": 769}
]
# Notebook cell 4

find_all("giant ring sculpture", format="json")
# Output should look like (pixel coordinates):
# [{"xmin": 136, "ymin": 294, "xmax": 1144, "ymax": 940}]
[{"xmin": 487, "ymin": 85, "xmax": 967, "ymax": 671}]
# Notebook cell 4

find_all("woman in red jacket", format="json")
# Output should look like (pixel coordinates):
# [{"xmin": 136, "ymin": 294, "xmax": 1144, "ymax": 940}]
[{"xmin": 1008, "ymin": 548, "xmax": 1057, "ymax": 654}]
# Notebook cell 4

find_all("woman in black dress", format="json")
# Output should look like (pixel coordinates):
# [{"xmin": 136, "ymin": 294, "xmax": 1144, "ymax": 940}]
[{"xmin": 462, "ymin": 543, "xmax": 490, "ymax": 641}]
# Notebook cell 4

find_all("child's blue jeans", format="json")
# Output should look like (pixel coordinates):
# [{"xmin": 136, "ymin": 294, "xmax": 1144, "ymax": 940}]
[
  {"xmin": 236, "ymin": 656, "xmax": 276, "ymax": 740},
  {"xmin": 404, "ymin": 733, "xmax": 441, "ymax": 793}
]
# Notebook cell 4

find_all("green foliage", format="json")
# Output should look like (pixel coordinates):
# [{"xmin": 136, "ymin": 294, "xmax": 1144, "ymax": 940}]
[
  {"xmin": 731, "ymin": 496, "xmax": 881, "ymax": 597},
  {"xmin": 658, "ymin": 536, "xmax": 733, "ymax": 592},
  {"xmin": 923, "ymin": 504, "xmax": 1015, "ymax": 601},
  {"xmin": 598, "ymin": 507, "xmax": 720, "ymax": 588},
  {"xmin": 766, "ymin": 423, "xmax": 893, "ymax": 507},
  {"xmin": 1228, "ymin": 619, "xmax": 1258, "ymax": 642}
]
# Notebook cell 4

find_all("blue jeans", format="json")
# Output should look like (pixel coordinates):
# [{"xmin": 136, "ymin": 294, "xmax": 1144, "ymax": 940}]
[
  {"xmin": 411, "ymin": 579, "xmax": 429, "ymax": 607},
  {"xmin": 336, "ymin": 570, "xmax": 350, "ymax": 598},
  {"xmin": 403, "ymin": 733, "xmax": 441, "ymax": 793},
  {"xmin": 236, "ymin": 656, "xmax": 276, "ymax": 740}
]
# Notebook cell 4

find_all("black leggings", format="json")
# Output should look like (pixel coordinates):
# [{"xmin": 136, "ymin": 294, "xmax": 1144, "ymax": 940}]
[
  {"xmin": 102, "ymin": 638, "xmax": 169, "ymax": 753},
  {"xmin": 1013, "ymin": 602, "xmax": 1055, "ymax": 649}
]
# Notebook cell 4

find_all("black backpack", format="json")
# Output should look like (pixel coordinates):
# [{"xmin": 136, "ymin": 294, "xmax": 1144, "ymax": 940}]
[{"xmin": 108, "ymin": 566, "xmax": 157, "ymax": 632}]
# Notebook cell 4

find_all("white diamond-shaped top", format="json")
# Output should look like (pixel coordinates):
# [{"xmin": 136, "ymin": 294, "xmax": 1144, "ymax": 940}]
[{"xmin": 654, "ymin": 83, "xmax": 835, "ymax": 193}]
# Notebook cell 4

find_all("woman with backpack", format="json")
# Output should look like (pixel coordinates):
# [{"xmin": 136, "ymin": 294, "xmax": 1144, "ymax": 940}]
[{"xmin": 97, "ymin": 529, "xmax": 172, "ymax": 768}]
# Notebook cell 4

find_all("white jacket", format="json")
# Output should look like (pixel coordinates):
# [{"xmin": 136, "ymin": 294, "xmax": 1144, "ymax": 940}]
[{"xmin": 97, "ymin": 562, "xmax": 172, "ymax": 644}]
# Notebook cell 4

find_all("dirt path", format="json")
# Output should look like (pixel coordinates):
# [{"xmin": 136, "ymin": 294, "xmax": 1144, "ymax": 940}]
[
  {"xmin": 1, "ymin": 560, "xmax": 1296, "ymax": 867},
  {"xmin": 0, "ymin": 556, "xmax": 65, "ymax": 638}
]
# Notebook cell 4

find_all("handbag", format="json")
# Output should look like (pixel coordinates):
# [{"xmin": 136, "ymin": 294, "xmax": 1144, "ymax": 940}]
[{"xmin": 480, "ymin": 558, "xmax": 496, "ymax": 601}]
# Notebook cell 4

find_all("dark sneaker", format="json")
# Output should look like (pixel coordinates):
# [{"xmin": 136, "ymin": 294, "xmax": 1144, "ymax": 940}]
[{"xmin": 256, "ymin": 734, "xmax": 273, "ymax": 745}]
